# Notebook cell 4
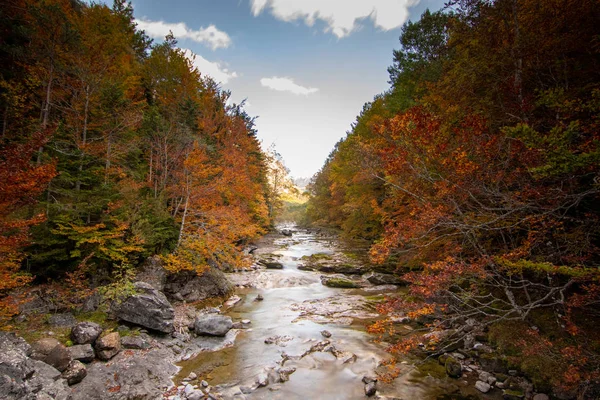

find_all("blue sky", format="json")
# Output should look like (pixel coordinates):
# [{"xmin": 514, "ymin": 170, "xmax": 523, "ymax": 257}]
[{"xmin": 129, "ymin": 0, "xmax": 447, "ymax": 178}]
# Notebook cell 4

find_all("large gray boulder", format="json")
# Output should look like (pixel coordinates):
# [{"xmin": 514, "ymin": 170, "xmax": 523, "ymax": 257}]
[
  {"xmin": 113, "ymin": 281, "xmax": 174, "ymax": 333},
  {"xmin": 164, "ymin": 268, "xmax": 233, "ymax": 303},
  {"xmin": 194, "ymin": 314, "xmax": 233, "ymax": 336},
  {"xmin": 68, "ymin": 344, "xmax": 95, "ymax": 363},
  {"xmin": 71, "ymin": 321, "xmax": 103, "ymax": 344},
  {"xmin": 0, "ymin": 332, "xmax": 70, "ymax": 400}
]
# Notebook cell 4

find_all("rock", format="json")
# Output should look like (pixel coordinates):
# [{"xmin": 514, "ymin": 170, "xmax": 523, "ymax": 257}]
[
  {"xmin": 95, "ymin": 332, "xmax": 121, "ymax": 361},
  {"xmin": 365, "ymin": 381, "xmax": 377, "ymax": 396},
  {"xmin": 48, "ymin": 312, "xmax": 77, "ymax": 327},
  {"xmin": 113, "ymin": 281, "xmax": 175, "ymax": 333},
  {"xmin": 532, "ymin": 394, "xmax": 549, "ymax": 400},
  {"xmin": 201, "ymin": 380, "xmax": 209, "ymax": 387},
  {"xmin": 240, "ymin": 386, "xmax": 253, "ymax": 394},
  {"xmin": 81, "ymin": 292, "xmax": 102, "ymax": 313},
  {"xmin": 479, "ymin": 371, "xmax": 493, "ymax": 383},
  {"xmin": 364, "ymin": 272, "xmax": 405, "ymax": 286},
  {"xmin": 445, "ymin": 357, "xmax": 462, "ymax": 378},
  {"xmin": 362, "ymin": 376, "xmax": 378, "ymax": 384},
  {"xmin": 31, "ymin": 337, "xmax": 61, "ymax": 361},
  {"xmin": 67, "ymin": 344, "xmax": 95, "ymax": 363},
  {"xmin": 264, "ymin": 335, "xmax": 294, "ymax": 346},
  {"xmin": 62, "ymin": 360, "xmax": 87, "ymax": 385},
  {"xmin": 321, "ymin": 330, "xmax": 332, "ymax": 338},
  {"xmin": 475, "ymin": 380, "xmax": 491, "ymax": 393},
  {"xmin": 164, "ymin": 268, "xmax": 233, "ymax": 303},
  {"xmin": 71, "ymin": 321, "xmax": 103, "ymax": 345},
  {"xmin": 321, "ymin": 276, "xmax": 361, "ymax": 288},
  {"xmin": 188, "ymin": 390, "xmax": 205, "ymax": 400},
  {"xmin": 281, "ymin": 229, "xmax": 293, "ymax": 236},
  {"xmin": 136, "ymin": 255, "xmax": 168, "ymax": 291},
  {"xmin": 121, "ymin": 335, "xmax": 150, "ymax": 349},
  {"xmin": 224, "ymin": 295, "xmax": 242, "ymax": 308},
  {"xmin": 276, "ymin": 366, "xmax": 296, "ymax": 382},
  {"xmin": 255, "ymin": 294, "xmax": 264, "ymax": 301},
  {"xmin": 187, "ymin": 372, "xmax": 197, "ymax": 381},
  {"xmin": 45, "ymin": 343, "xmax": 71, "ymax": 372},
  {"xmin": 194, "ymin": 314, "xmax": 233, "ymax": 336},
  {"xmin": 256, "ymin": 372, "xmax": 269, "ymax": 387}
]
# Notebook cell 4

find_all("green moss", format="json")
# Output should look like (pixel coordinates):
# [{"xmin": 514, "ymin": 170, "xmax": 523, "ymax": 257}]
[
  {"xmin": 76, "ymin": 310, "xmax": 109, "ymax": 325},
  {"xmin": 416, "ymin": 359, "xmax": 447, "ymax": 379},
  {"xmin": 324, "ymin": 278, "xmax": 360, "ymax": 288}
]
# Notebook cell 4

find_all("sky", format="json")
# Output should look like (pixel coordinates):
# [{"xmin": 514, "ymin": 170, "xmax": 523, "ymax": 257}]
[{"xmin": 128, "ymin": 0, "xmax": 447, "ymax": 178}]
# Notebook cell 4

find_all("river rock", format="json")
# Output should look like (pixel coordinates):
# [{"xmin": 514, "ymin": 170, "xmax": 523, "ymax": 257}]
[
  {"xmin": 71, "ymin": 321, "xmax": 103, "ymax": 344},
  {"xmin": 121, "ymin": 335, "xmax": 150, "ymax": 349},
  {"xmin": 475, "ymin": 380, "xmax": 491, "ymax": 393},
  {"xmin": 194, "ymin": 314, "xmax": 233, "ymax": 336},
  {"xmin": 68, "ymin": 344, "xmax": 95, "ymax": 363},
  {"xmin": 365, "ymin": 381, "xmax": 377, "ymax": 396},
  {"xmin": 31, "ymin": 337, "xmax": 61, "ymax": 360},
  {"xmin": 281, "ymin": 229, "xmax": 293, "ymax": 236},
  {"xmin": 255, "ymin": 294, "xmax": 264, "ymax": 301},
  {"xmin": 95, "ymin": 332, "xmax": 121, "ymax": 361},
  {"xmin": 113, "ymin": 281, "xmax": 174, "ymax": 333},
  {"xmin": 45, "ymin": 343, "xmax": 71, "ymax": 372},
  {"xmin": 62, "ymin": 360, "xmax": 87, "ymax": 385},
  {"xmin": 320, "ymin": 276, "xmax": 361, "ymax": 288},
  {"xmin": 164, "ymin": 268, "xmax": 233, "ymax": 303},
  {"xmin": 445, "ymin": 356, "xmax": 462, "ymax": 378},
  {"xmin": 321, "ymin": 330, "xmax": 332, "ymax": 338}
]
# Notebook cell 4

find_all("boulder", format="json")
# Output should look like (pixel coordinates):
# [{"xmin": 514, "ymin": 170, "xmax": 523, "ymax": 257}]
[
  {"xmin": 95, "ymin": 332, "xmax": 121, "ymax": 361},
  {"xmin": 121, "ymin": 335, "xmax": 150, "ymax": 349},
  {"xmin": 0, "ymin": 332, "xmax": 72, "ymax": 399},
  {"xmin": 31, "ymin": 337, "xmax": 61, "ymax": 361},
  {"xmin": 164, "ymin": 268, "xmax": 233, "ymax": 303},
  {"xmin": 194, "ymin": 314, "xmax": 233, "ymax": 336},
  {"xmin": 445, "ymin": 356, "xmax": 462, "ymax": 378},
  {"xmin": 71, "ymin": 321, "xmax": 103, "ymax": 344},
  {"xmin": 48, "ymin": 312, "xmax": 77, "ymax": 327},
  {"xmin": 475, "ymin": 380, "xmax": 491, "ymax": 393},
  {"xmin": 321, "ymin": 276, "xmax": 361, "ymax": 288},
  {"xmin": 67, "ymin": 344, "xmax": 95, "ymax": 363},
  {"xmin": 260, "ymin": 261, "xmax": 284, "ymax": 269},
  {"xmin": 281, "ymin": 229, "xmax": 293, "ymax": 237},
  {"xmin": 62, "ymin": 360, "xmax": 87, "ymax": 385},
  {"xmin": 45, "ymin": 343, "xmax": 71, "ymax": 372},
  {"xmin": 113, "ymin": 281, "xmax": 174, "ymax": 333}
]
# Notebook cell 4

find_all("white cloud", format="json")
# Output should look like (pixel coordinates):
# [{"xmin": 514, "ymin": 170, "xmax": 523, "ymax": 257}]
[
  {"xmin": 260, "ymin": 77, "xmax": 319, "ymax": 95},
  {"xmin": 250, "ymin": 0, "xmax": 420, "ymax": 38},
  {"xmin": 136, "ymin": 18, "xmax": 231, "ymax": 50},
  {"xmin": 183, "ymin": 49, "xmax": 238, "ymax": 84}
]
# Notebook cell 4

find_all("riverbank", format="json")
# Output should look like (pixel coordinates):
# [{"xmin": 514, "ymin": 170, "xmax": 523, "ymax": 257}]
[{"xmin": 3, "ymin": 227, "xmax": 545, "ymax": 400}]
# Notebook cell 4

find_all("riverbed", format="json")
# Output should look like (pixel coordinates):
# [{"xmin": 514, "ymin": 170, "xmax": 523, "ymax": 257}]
[{"xmin": 177, "ymin": 227, "xmax": 482, "ymax": 399}]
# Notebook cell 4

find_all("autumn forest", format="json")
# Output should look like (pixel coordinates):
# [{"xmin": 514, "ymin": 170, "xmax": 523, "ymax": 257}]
[{"xmin": 1, "ymin": 0, "xmax": 599, "ymax": 399}]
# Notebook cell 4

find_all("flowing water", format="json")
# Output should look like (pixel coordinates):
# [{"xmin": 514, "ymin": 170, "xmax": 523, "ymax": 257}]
[{"xmin": 177, "ymin": 228, "xmax": 483, "ymax": 400}]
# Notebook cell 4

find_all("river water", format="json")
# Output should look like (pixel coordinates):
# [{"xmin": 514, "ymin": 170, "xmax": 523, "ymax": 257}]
[{"xmin": 176, "ymin": 228, "xmax": 480, "ymax": 400}]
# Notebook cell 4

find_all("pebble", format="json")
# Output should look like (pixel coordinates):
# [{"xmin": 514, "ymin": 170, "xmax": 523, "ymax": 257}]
[
  {"xmin": 320, "ymin": 330, "xmax": 332, "ymax": 338},
  {"xmin": 187, "ymin": 372, "xmax": 197, "ymax": 380},
  {"xmin": 201, "ymin": 380, "xmax": 209, "ymax": 388}
]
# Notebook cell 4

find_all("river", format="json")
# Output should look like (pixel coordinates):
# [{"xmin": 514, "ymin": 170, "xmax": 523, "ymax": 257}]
[{"xmin": 176, "ymin": 227, "xmax": 481, "ymax": 400}]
